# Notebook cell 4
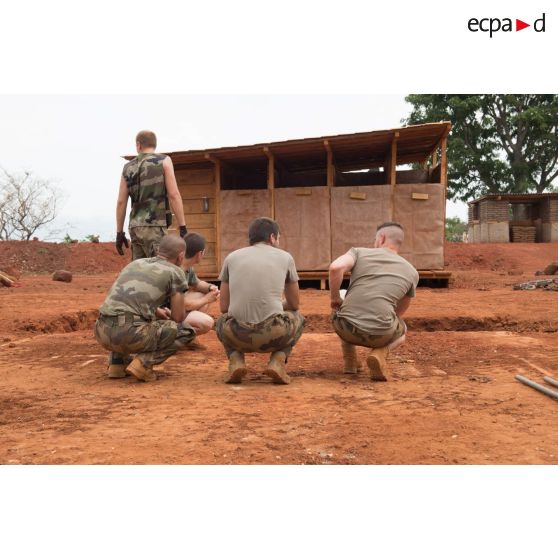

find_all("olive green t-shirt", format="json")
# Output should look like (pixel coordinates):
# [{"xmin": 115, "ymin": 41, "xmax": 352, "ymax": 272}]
[
  {"xmin": 219, "ymin": 243, "xmax": 299, "ymax": 324},
  {"xmin": 185, "ymin": 267, "xmax": 199, "ymax": 288},
  {"xmin": 99, "ymin": 257, "xmax": 188, "ymax": 321},
  {"xmin": 337, "ymin": 247, "xmax": 419, "ymax": 335}
]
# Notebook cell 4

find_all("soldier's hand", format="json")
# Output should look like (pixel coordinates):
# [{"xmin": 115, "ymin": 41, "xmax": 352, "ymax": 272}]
[
  {"xmin": 155, "ymin": 307, "xmax": 171, "ymax": 320},
  {"xmin": 179, "ymin": 225, "xmax": 188, "ymax": 238},
  {"xmin": 206, "ymin": 290, "xmax": 219, "ymax": 303},
  {"xmin": 330, "ymin": 296, "xmax": 343, "ymax": 311},
  {"xmin": 116, "ymin": 232, "xmax": 129, "ymax": 256}
]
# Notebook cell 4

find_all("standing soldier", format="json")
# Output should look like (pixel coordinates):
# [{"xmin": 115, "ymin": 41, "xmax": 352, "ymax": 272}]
[
  {"xmin": 94, "ymin": 235, "xmax": 196, "ymax": 382},
  {"xmin": 215, "ymin": 217, "xmax": 305, "ymax": 385},
  {"xmin": 115, "ymin": 129, "xmax": 188, "ymax": 259},
  {"xmin": 329, "ymin": 222, "xmax": 419, "ymax": 381},
  {"xmin": 109, "ymin": 130, "xmax": 188, "ymax": 377}
]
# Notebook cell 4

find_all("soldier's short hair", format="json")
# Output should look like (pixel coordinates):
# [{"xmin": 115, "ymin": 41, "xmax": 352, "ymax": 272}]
[
  {"xmin": 158, "ymin": 235, "xmax": 186, "ymax": 260},
  {"xmin": 248, "ymin": 217, "xmax": 280, "ymax": 245},
  {"xmin": 377, "ymin": 222, "xmax": 403, "ymax": 232},
  {"xmin": 185, "ymin": 232, "xmax": 206, "ymax": 258},
  {"xmin": 136, "ymin": 130, "xmax": 157, "ymax": 149}
]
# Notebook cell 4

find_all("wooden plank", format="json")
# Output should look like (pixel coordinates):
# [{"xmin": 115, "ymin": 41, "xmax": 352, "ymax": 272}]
[
  {"xmin": 185, "ymin": 213, "xmax": 216, "ymax": 229},
  {"xmin": 178, "ymin": 184, "xmax": 216, "ymax": 198},
  {"xmin": 412, "ymin": 192, "xmax": 429, "ymax": 200},
  {"xmin": 174, "ymin": 168, "xmax": 214, "ymax": 185},
  {"xmin": 193, "ymin": 227, "xmax": 216, "ymax": 242},
  {"xmin": 182, "ymin": 197, "xmax": 216, "ymax": 214}
]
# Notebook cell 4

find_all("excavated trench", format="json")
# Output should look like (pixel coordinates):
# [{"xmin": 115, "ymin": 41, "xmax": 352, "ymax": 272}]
[{"xmin": 10, "ymin": 311, "xmax": 558, "ymax": 336}]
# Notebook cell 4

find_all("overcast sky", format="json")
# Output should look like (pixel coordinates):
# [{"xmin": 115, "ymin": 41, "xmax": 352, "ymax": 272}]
[{"xmin": 0, "ymin": 95, "xmax": 467, "ymax": 241}]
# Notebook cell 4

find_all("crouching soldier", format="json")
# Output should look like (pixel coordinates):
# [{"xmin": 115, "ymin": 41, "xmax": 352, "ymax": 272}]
[
  {"xmin": 94, "ymin": 235, "xmax": 196, "ymax": 382},
  {"xmin": 329, "ymin": 222, "xmax": 419, "ymax": 381},
  {"xmin": 215, "ymin": 217, "xmax": 304, "ymax": 385}
]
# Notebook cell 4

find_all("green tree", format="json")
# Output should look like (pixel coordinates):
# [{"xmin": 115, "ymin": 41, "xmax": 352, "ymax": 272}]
[
  {"xmin": 404, "ymin": 95, "xmax": 558, "ymax": 201},
  {"xmin": 445, "ymin": 217, "xmax": 467, "ymax": 242}
]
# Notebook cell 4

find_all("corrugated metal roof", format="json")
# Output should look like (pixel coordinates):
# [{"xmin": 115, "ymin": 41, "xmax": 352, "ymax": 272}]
[{"xmin": 124, "ymin": 122, "xmax": 451, "ymax": 169}]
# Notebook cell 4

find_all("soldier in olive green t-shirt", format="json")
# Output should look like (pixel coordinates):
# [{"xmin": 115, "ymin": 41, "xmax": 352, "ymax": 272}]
[
  {"xmin": 216, "ymin": 218, "xmax": 305, "ymax": 385},
  {"xmin": 329, "ymin": 222, "xmax": 419, "ymax": 381}
]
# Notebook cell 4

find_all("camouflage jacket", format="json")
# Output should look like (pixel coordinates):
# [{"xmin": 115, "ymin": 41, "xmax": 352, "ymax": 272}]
[
  {"xmin": 123, "ymin": 153, "xmax": 170, "ymax": 228},
  {"xmin": 99, "ymin": 257, "xmax": 188, "ymax": 320}
]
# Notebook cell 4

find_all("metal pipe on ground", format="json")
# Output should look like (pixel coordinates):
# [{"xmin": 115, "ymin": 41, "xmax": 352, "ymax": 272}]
[
  {"xmin": 515, "ymin": 375, "xmax": 558, "ymax": 400},
  {"xmin": 543, "ymin": 376, "xmax": 558, "ymax": 389}
]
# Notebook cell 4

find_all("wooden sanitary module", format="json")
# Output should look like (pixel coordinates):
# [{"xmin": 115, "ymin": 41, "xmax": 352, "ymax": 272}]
[
  {"xmin": 331, "ymin": 185, "xmax": 391, "ymax": 259},
  {"xmin": 274, "ymin": 186, "xmax": 331, "ymax": 270},
  {"xmin": 128, "ymin": 122, "xmax": 452, "ymax": 277},
  {"xmin": 219, "ymin": 189, "xmax": 271, "ymax": 263},
  {"xmin": 393, "ymin": 184, "xmax": 445, "ymax": 269}
]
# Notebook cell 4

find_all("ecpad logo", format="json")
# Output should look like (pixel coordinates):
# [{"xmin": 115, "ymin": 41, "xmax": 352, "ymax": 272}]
[{"xmin": 468, "ymin": 13, "xmax": 546, "ymax": 37}]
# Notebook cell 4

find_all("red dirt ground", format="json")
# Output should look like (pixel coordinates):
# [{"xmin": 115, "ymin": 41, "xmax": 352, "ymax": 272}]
[{"xmin": 1, "ymin": 241, "xmax": 557, "ymax": 464}]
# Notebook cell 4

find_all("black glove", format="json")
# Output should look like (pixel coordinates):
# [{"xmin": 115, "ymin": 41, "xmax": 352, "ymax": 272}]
[
  {"xmin": 179, "ymin": 225, "xmax": 188, "ymax": 238},
  {"xmin": 116, "ymin": 232, "xmax": 129, "ymax": 256}
]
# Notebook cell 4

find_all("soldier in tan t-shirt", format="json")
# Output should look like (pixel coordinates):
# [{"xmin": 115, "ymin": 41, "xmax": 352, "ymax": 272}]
[
  {"xmin": 216, "ymin": 217, "xmax": 305, "ymax": 385},
  {"xmin": 329, "ymin": 222, "xmax": 419, "ymax": 381}
]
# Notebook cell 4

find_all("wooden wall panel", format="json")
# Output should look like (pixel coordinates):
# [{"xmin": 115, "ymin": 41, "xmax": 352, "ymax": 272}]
[
  {"xmin": 219, "ymin": 189, "xmax": 271, "ymax": 263},
  {"xmin": 393, "ymin": 183, "xmax": 445, "ymax": 270},
  {"xmin": 331, "ymin": 185, "xmax": 391, "ymax": 259},
  {"xmin": 174, "ymin": 168, "xmax": 218, "ymax": 274},
  {"xmin": 175, "ymin": 168, "xmax": 214, "ymax": 185},
  {"xmin": 274, "ymin": 187, "xmax": 331, "ymax": 270}
]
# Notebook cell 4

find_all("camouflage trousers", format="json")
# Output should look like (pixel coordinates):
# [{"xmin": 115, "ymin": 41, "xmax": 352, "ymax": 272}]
[
  {"xmin": 332, "ymin": 314, "xmax": 406, "ymax": 349},
  {"xmin": 95, "ymin": 314, "xmax": 196, "ymax": 368},
  {"xmin": 129, "ymin": 226, "xmax": 167, "ymax": 260},
  {"xmin": 215, "ymin": 311, "xmax": 305, "ymax": 358}
]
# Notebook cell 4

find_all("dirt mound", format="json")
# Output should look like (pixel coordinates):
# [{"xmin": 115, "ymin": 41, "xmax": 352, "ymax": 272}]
[
  {"xmin": 2, "ymin": 239, "xmax": 556, "ymax": 278},
  {"xmin": 444, "ymin": 242, "xmax": 557, "ymax": 273},
  {"xmin": 0, "ymin": 241, "xmax": 125, "ymax": 274}
]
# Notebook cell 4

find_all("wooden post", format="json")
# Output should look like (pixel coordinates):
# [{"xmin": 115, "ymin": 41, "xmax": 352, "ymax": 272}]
[
  {"xmin": 389, "ymin": 132, "xmax": 399, "ymax": 221},
  {"xmin": 432, "ymin": 144, "xmax": 439, "ymax": 169},
  {"xmin": 324, "ymin": 140, "xmax": 334, "ymax": 188},
  {"xmin": 205, "ymin": 153, "xmax": 222, "ymax": 270},
  {"xmin": 324, "ymin": 140, "xmax": 334, "ymax": 263},
  {"xmin": 263, "ymin": 147, "xmax": 275, "ymax": 219},
  {"xmin": 440, "ymin": 130, "xmax": 449, "ymax": 249}
]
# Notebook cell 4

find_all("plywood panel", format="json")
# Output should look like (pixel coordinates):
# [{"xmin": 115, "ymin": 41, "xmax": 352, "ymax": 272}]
[
  {"xmin": 274, "ymin": 187, "xmax": 331, "ymax": 270},
  {"xmin": 219, "ymin": 189, "xmax": 271, "ymax": 262},
  {"xmin": 393, "ymin": 183, "xmax": 444, "ymax": 270},
  {"xmin": 331, "ymin": 185, "xmax": 391, "ymax": 259}
]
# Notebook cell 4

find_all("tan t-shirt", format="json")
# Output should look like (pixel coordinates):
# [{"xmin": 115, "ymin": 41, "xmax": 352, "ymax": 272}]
[
  {"xmin": 219, "ymin": 243, "xmax": 299, "ymax": 324},
  {"xmin": 337, "ymin": 247, "xmax": 419, "ymax": 335}
]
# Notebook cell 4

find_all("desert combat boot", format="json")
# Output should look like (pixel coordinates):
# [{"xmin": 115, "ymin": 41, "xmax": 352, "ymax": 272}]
[
  {"xmin": 107, "ymin": 354, "xmax": 133, "ymax": 379},
  {"xmin": 264, "ymin": 351, "xmax": 291, "ymax": 385},
  {"xmin": 341, "ymin": 341, "xmax": 362, "ymax": 374},
  {"xmin": 126, "ymin": 357, "xmax": 157, "ymax": 382},
  {"xmin": 224, "ymin": 351, "xmax": 248, "ymax": 384},
  {"xmin": 366, "ymin": 346, "xmax": 390, "ymax": 381}
]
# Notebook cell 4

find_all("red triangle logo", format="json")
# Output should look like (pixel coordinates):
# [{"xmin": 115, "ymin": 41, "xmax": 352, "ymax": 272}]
[{"xmin": 516, "ymin": 19, "xmax": 530, "ymax": 31}]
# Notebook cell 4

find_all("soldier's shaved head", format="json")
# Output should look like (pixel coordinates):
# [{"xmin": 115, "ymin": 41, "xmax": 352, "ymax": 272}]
[
  {"xmin": 157, "ymin": 235, "xmax": 186, "ymax": 260},
  {"xmin": 136, "ymin": 130, "xmax": 157, "ymax": 149},
  {"xmin": 375, "ymin": 222, "xmax": 404, "ymax": 251}
]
